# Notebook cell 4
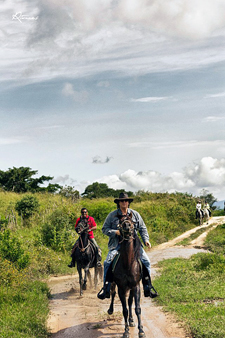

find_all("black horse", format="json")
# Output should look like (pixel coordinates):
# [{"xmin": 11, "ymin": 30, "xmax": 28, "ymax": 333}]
[
  {"xmin": 72, "ymin": 221, "xmax": 102, "ymax": 296},
  {"xmin": 107, "ymin": 213, "xmax": 146, "ymax": 338}
]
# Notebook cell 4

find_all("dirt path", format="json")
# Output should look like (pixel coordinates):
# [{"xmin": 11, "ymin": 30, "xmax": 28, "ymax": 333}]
[{"xmin": 47, "ymin": 216, "xmax": 225, "ymax": 338}]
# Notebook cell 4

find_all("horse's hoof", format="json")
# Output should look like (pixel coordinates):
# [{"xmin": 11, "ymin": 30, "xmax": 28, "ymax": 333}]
[
  {"xmin": 122, "ymin": 332, "xmax": 130, "ymax": 338},
  {"xmin": 129, "ymin": 320, "xmax": 135, "ymax": 327},
  {"xmin": 107, "ymin": 309, "xmax": 113, "ymax": 315},
  {"xmin": 139, "ymin": 332, "xmax": 146, "ymax": 338}
]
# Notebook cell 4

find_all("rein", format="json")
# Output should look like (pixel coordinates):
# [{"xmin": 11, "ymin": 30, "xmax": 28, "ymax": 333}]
[
  {"xmin": 78, "ymin": 236, "xmax": 90, "ymax": 252},
  {"xmin": 77, "ymin": 222, "xmax": 90, "ymax": 252},
  {"xmin": 118, "ymin": 216, "xmax": 135, "ymax": 243}
]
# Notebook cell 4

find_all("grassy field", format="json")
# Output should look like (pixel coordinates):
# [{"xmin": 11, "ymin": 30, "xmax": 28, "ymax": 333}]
[
  {"xmin": 0, "ymin": 190, "xmax": 223, "ymax": 337},
  {"xmin": 153, "ymin": 223, "xmax": 225, "ymax": 338}
]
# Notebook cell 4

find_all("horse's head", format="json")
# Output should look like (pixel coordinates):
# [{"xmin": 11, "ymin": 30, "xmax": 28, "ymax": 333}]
[
  {"xmin": 76, "ymin": 220, "xmax": 89, "ymax": 235},
  {"xmin": 118, "ymin": 212, "xmax": 135, "ymax": 240}
]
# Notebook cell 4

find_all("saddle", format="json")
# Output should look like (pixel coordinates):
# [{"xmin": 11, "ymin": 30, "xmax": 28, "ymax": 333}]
[{"xmin": 106, "ymin": 253, "xmax": 143, "ymax": 282}]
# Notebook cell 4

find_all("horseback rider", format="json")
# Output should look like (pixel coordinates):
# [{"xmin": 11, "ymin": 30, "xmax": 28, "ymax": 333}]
[
  {"xmin": 68, "ymin": 208, "xmax": 102, "ymax": 268},
  {"xmin": 196, "ymin": 200, "xmax": 204, "ymax": 219},
  {"xmin": 203, "ymin": 201, "xmax": 211, "ymax": 217},
  {"xmin": 97, "ymin": 192, "xmax": 157, "ymax": 300}
]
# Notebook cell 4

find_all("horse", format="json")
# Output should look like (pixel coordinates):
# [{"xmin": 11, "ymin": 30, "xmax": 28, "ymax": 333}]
[
  {"xmin": 72, "ymin": 220, "xmax": 102, "ymax": 296},
  {"xmin": 106, "ymin": 213, "xmax": 146, "ymax": 338},
  {"xmin": 203, "ymin": 208, "xmax": 209, "ymax": 224},
  {"xmin": 196, "ymin": 209, "xmax": 203, "ymax": 225}
]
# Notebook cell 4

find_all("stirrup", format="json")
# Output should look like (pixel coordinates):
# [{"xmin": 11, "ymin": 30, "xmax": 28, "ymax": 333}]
[
  {"xmin": 144, "ymin": 284, "xmax": 158, "ymax": 298},
  {"xmin": 97, "ymin": 286, "xmax": 110, "ymax": 300},
  {"xmin": 149, "ymin": 285, "xmax": 158, "ymax": 298}
]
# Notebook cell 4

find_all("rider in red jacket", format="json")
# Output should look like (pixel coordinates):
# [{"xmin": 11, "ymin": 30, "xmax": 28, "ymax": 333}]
[{"xmin": 68, "ymin": 207, "xmax": 102, "ymax": 268}]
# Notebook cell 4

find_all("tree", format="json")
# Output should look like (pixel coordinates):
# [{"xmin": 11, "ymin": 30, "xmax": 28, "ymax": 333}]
[
  {"xmin": 199, "ymin": 189, "xmax": 217, "ymax": 209},
  {"xmin": 0, "ymin": 167, "xmax": 61, "ymax": 193},
  {"xmin": 81, "ymin": 182, "xmax": 133, "ymax": 199},
  {"xmin": 59, "ymin": 185, "xmax": 80, "ymax": 201}
]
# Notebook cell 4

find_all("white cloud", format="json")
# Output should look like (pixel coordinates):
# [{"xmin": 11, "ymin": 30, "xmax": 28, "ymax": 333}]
[
  {"xmin": 131, "ymin": 96, "xmax": 170, "ymax": 102},
  {"xmin": 62, "ymin": 83, "xmax": 88, "ymax": 103},
  {"xmin": 205, "ymin": 92, "xmax": 225, "ymax": 98},
  {"xmin": 93, "ymin": 157, "xmax": 225, "ymax": 199},
  {"xmin": 117, "ymin": 0, "xmax": 225, "ymax": 39},
  {"xmin": 204, "ymin": 116, "xmax": 225, "ymax": 122},
  {"xmin": 1, "ymin": 0, "xmax": 225, "ymax": 81},
  {"xmin": 0, "ymin": 137, "xmax": 26, "ymax": 145},
  {"xmin": 128, "ymin": 140, "xmax": 225, "ymax": 150}
]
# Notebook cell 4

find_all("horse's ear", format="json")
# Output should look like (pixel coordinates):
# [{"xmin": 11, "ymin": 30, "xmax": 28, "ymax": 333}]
[{"xmin": 129, "ymin": 211, "xmax": 132, "ymax": 218}]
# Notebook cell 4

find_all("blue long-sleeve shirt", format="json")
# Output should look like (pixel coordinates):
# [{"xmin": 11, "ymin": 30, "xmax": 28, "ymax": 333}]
[{"xmin": 102, "ymin": 208, "xmax": 149, "ymax": 250}]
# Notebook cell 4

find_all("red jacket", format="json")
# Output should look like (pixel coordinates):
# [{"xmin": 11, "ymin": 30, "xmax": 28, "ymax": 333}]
[{"xmin": 75, "ymin": 216, "xmax": 96, "ymax": 239}]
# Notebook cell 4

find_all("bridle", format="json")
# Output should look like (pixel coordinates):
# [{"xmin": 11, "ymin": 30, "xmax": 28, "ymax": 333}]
[
  {"xmin": 118, "ymin": 214, "xmax": 135, "ymax": 243},
  {"xmin": 76, "ymin": 221, "xmax": 90, "ymax": 252}
]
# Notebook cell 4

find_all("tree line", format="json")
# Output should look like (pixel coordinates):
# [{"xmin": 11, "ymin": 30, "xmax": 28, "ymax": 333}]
[
  {"xmin": 0, "ymin": 166, "xmax": 217, "ymax": 208},
  {"xmin": 0, "ymin": 167, "xmax": 133, "ymax": 199}
]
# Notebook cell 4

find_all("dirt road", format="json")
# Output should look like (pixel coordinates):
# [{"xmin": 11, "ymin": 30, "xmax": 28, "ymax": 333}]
[{"xmin": 47, "ymin": 216, "xmax": 225, "ymax": 338}]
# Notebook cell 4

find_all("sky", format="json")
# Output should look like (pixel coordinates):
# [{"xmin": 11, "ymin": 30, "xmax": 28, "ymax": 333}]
[{"xmin": 1, "ymin": 0, "xmax": 225, "ymax": 200}]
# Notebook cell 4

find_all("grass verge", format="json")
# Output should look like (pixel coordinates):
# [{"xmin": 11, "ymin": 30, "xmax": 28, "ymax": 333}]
[
  {"xmin": 153, "ymin": 252, "xmax": 225, "ymax": 338},
  {"xmin": 0, "ymin": 259, "xmax": 50, "ymax": 338}
]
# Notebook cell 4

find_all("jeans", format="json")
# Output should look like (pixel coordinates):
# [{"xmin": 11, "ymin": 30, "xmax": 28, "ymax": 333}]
[{"xmin": 103, "ymin": 246, "xmax": 151, "ymax": 283}]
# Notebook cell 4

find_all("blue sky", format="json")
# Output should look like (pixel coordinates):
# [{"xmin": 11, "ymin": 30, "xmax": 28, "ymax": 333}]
[{"xmin": 1, "ymin": 0, "xmax": 225, "ymax": 200}]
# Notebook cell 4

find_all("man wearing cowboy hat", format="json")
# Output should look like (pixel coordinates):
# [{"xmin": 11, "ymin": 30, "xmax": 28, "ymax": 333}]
[{"xmin": 97, "ymin": 192, "xmax": 157, "ymax": 300}]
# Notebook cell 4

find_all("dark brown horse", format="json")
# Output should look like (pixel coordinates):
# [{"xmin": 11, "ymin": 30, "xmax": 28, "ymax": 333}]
[
  {"xmin": 72, "ymin": 221, "xmax": 102, "ymax": 296},
  {"xmin": 107, "ymin": 213, "xmax": 145, "ymax": 338}
]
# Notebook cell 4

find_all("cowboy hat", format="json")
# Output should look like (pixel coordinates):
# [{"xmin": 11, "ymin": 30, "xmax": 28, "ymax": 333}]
[{"xmin": 114, "ymin": 192, "xmax": 134, "ymax": 204}]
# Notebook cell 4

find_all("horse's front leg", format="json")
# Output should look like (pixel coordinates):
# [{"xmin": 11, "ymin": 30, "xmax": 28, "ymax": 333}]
[
  {"xmin": 77, "ymin": 265, "xmax": 83, "ymax": 296},
  {"xmin": 118, "ymin": 287, "xmax": 129, "ymax": 338},
  {"xmin": 128, "ymin": 289, "xmax": 135, "ymax": 327},
  {"xmin": 134, "ymin": 284, "xmax": 145, "ymax": 338},
  {"xmin": 108, "ymin": 282, "xmax": 116, "ymax": 315}
]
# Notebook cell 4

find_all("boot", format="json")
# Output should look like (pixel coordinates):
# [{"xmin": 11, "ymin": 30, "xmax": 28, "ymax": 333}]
[
  {"xmin": 97, "ymin": 282, "xmax": 111, "ymax": 300},
  {"xmin": 143, "ymin": 277, "xmax": 158, "ymax": 298},
  {"xmin": 68, "ymin": 260, "xmax": 75, "ymax": 268}
]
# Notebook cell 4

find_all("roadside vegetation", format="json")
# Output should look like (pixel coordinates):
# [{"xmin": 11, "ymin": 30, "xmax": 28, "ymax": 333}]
[
  {"xmin": 154, "ymin": 222, "xmax": 225, "ymax": 338},
  {"xmin": 0, "ymin": 175, "xmax": 223, "ymax": 338}
]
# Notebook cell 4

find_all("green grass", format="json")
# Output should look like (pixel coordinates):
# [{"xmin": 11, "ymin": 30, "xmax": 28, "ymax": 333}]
[
  {"xmin": 204, "ymin": 223, "xmax": 225, "ymax": 254},
  {"xmin": 153, "ymin": 226, "xmax": 225, "ymax": 338},
  {"xmin": 0, "ymin": 259, "xmax": 50, "ymax": 338}
]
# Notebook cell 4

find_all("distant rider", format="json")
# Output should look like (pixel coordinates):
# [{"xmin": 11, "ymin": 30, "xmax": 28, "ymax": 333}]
[
  {"xmin": 203, "ymin": 201, "xmax": 211, "ymax": 217},
  {"xmin": 68, "ymin": 208, "xmax": 102, "ymax": 268},
  {"xmin": 196, "ymin": 200, "xmax": 204, "ymax": 219}
]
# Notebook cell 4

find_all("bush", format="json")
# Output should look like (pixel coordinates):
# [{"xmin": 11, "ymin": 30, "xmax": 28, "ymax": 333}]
[
  {"xmin": 0, "ymin": 229, "xmax": 30, "ymax": 269},
  {"xmin": 41, "ymin": 208, "xmax": 76, "ymax": 252},
  {"xmin": 15, "ymin": 195, "xmax": 40, "ymax": 219}
]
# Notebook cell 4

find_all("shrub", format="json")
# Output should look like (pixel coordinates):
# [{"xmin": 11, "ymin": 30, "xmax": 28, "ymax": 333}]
[
  {"xmin": 15, "ymin": 195, "xmax": 40, "ymax": 219},
  {"xmin": 41, "ymin": 208, "xmax": 76, "ymax": 252},
  {"xmin": 0, "ymin": 229, "xmax": 30, "ymax": 269}
]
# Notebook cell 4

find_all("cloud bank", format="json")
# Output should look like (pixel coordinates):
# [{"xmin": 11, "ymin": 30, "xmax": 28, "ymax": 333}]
[{"xmin": 97, "ymin": 157, "xmax": 225, "ymax": 199}]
